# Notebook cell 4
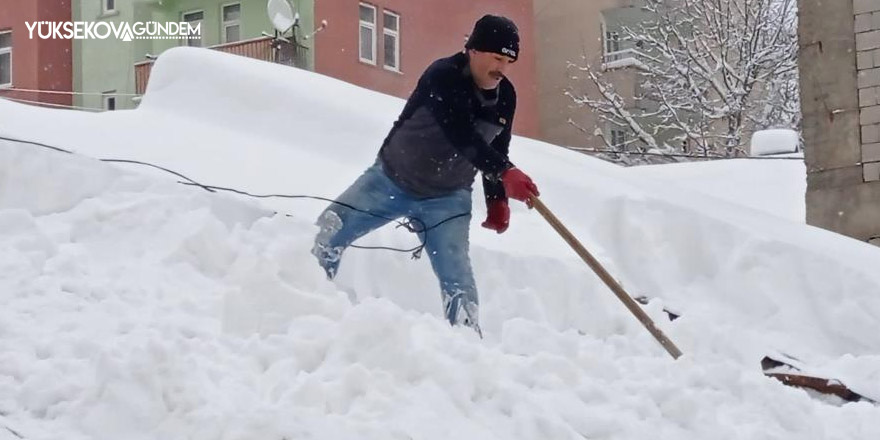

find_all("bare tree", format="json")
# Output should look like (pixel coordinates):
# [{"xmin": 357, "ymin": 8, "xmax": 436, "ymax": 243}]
[{"xmin": 569, "ymin": 0, "xmax": 799, "ymax": 163}]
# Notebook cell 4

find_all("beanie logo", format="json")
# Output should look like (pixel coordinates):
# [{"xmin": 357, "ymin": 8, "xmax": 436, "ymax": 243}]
[{"xmin": 501, "ymin": 47, "xmax": 517, "ymax": 58}]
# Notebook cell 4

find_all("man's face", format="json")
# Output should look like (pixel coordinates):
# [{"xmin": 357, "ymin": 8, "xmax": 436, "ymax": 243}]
[{"xmin": 468, "ymin": 49, "xmax": 515, "ymax": 90}]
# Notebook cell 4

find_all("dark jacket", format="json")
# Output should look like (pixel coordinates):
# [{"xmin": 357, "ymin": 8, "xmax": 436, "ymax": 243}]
[{"xmin": 378, "ymin": 52, "xmax": 515, "ymax": 201}]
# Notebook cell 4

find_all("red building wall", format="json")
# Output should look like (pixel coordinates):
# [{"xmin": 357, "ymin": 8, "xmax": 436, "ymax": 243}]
[
  {"xmin": 315, "ymin": 0, "xmax": 538, "ymax": 138},
  {"xmin": 0, "ymin": 0, "xmax": 72, "ymax": 107}
]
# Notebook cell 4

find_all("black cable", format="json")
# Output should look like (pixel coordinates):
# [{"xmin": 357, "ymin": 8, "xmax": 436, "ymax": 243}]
[
  {"xmin": 175, "ymin": 182, "xmax": 471, "ymax": 258},
  {"xmin": 0, "ymin": 134, "xmax": 472, "ymax": 258},
  {"xmin": 0, "ymin": 136, "xmax": 74, "ymax": 154},
  {"xmin": 0, "ymin": 411, "xmax": 23, "ymax": 440},
  {"xmin": 104, "ymin": 159, "xmax": 217, "ymax": 192},
  {"xmin": 3, "ymin": 425, "xmax": 23, "ymax": 439}
]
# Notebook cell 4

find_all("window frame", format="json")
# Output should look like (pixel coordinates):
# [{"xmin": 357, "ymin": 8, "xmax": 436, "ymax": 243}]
[
  {"xmin": 221, "ymin": 2, "xmax": 242, "ymax": 44},
  {"xmin": 181, "ymin": 10, "xmax": 205, "ymax": 47},
  {"xmin": 358, "ymin": 3, "xmax": 377, "ymax": 65},
  {"xmin": 604, "ymin": 29, "xmax": 621, "ymax": 58},
  {"xmin": 103, "ymin": 0, "xmax": 117, "ymax": 14},
  {"xmin": 103, "ymin": 91, "xmax": 117, "ymax": 111},
  {"xmin": 382, "ymin": 10, "xmax": 401, "ymax": 72},
  {"xmin": 0, "ymin": 30, "xmax": 12, "ymax": 88},
  {"xmin": 609, "ymin": 127, "xmax": 627, "ymax": 148}
]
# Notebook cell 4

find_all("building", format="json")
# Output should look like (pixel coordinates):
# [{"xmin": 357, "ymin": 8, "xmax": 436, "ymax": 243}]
[
  {"xmin": 0, "ymin": 0, "xmax": 73, "ymax": 108},
  {"xmin": 72, "ymin": 0, "xmax": 315, "ymax": 111},
  {"xmin": 532, "ymin": 0, "xmax": 646, "ymax": 150},
  {"xmin": 2, "ymin": 1, "xmax": 630, "ymax": 147},
  {"xmin": 314, "ymin": 0, "xmax": 539, "ymax": 138},
  {"xmin": 800, "ymin": 0, "xmax": 880, "ymax": 243}
]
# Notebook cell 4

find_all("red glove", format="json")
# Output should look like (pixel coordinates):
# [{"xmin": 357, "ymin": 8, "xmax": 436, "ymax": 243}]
[
  {"xmin": 481, "ymin": 199, "xmax": 510, "ymax": 234},
  {"xmin": 501, "ymin": 167, "xmax": 539, "ymax": 207}
]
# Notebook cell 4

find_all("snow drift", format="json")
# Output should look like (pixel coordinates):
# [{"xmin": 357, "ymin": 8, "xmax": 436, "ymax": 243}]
[{"xmin": 1, "ymin": 47, "xmax": 879, "ymax": 439}]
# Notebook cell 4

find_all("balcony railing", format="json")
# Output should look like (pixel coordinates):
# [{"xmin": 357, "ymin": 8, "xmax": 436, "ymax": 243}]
[
  {"xmin": 213, "ymin": 36, "xmax": 276, "ymax": 61},
  {"xmin": 135, "ymin": 36, "xmax": 308, "ymax": 95},
  {"xmin": 602, "ymin": 48, "xmax": 648, "ymax": 71}
]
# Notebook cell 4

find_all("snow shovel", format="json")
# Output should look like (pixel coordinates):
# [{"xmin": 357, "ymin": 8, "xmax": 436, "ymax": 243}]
[{"xmin": 529, "ymin": 195, "xmax": 683, "ymax": 360}]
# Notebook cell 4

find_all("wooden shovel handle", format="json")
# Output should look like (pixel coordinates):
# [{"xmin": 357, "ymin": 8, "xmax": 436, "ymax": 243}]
[{"xmin": 529, "ymin": 195, "xmax": 683, "ymax": 360}]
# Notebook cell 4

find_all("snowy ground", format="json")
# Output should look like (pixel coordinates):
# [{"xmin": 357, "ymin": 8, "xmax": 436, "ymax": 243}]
[
  {"xmin": 629, "ymin": 158, "xmax": 806, "ymax": 223},
  {"xmin": 1, "ymin": 47, "xmax": 879, "ymax": 439}
]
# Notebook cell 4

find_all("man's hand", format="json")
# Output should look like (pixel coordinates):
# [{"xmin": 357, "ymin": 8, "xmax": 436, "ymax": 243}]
[
  {"xmin": 481, "ymin": 199, "xmax": 510, "ymax": 234},
  {"xmin": 501, "ymin": 167, "xmax": 539, "ymax": 207}
]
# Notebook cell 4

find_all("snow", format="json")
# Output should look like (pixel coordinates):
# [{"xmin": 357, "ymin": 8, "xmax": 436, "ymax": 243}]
[
  {"xmin": 602, "ymin": 57, "xmax": 648, "ymax": 71},
  {"xmin": 751, "ymin": 129, "xmax": 800, "ymax": 156},
  {"xmin": 628, "ymin": 159, "xmax": 806, "ymax": 222},
  {"xmin": 1, "ymin": 47, "xmax": 879, "ymax": 439}
]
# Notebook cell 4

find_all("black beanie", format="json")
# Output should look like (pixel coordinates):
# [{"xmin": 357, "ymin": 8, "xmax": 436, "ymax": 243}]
[{"xmin": 465, "ymin": 15, "xmax": 520, "ymax": 62}]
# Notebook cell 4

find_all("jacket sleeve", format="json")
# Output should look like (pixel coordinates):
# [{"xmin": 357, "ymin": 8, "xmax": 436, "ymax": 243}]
[
  {"xmin": 483, "ymin": 84, "xmax": 515, "ymax": 202},
  {"xmin": 482, "ymin": 173, "xmax": 506, "ymax": 201},
  {"xmin": 482, "ymin": 123, "xmax": 513, "ymax": 202},
  {"xmin": 420, "ymin": 63, "xmax": 513, "ymax": 177}
]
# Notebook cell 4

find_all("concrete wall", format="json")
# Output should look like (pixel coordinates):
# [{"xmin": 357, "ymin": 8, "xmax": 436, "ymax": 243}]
[
  {"xmin": 74, "ymin": 0, "xmax": 141, "ymax": 110},
  {"xmin": 532, "ymin": 0, "xmax": 643, "ymax": 149},
  {"xmin": 314, "ymin": 0, "xmax": 540, "ymax": 138},
  {"xmin": 0, "ymin": 0, "xmax": 72, "ymax": 107},
  {"xmin": 800, "ymin": 0, "xmax": 880, "ymax": 243},
  {"xmin": 855, "ymin": 0, "xmax": 880, "ymax": 182}
]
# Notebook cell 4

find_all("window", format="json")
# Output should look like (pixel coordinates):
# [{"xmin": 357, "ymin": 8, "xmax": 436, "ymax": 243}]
[
  {"xmin": 182, "ymin": 10, "xmax": 204, "ymax": 47},
  {"xmin": 604, "ymin": 29, "xmax": 621, "ymax": 60},
  {"xmin": 0, "ymin": 30, "xmax": 11, "ymax": 88},
  {"xmin": 358, "ymin": 3, "xmax": 376, "ymax": 64},
  {"xmin": 222, "ymin": 3, "xmax": 241, "ymax": 43},
  {"xmin": 601, "ymin": 20, "xmax": 640, "ymax": 69},
  {"xmin": 610, "ymin": 128, "xmax": 627, "ymax": 148},
  {"xmin": 382, "ymin": 10, "xmax": 400, "ymax": 71},
  {"xmin": 103, "ymin": 91, "xmax": 117, "ymax": 111},
  {"xmin": 103, "ymin": 0, "xmax": 116, "ymax": 14}
]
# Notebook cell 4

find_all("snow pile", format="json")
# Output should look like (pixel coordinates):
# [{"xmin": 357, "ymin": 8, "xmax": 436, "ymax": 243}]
[
  {"xmin": 629, "ymin": 159, "xmax": 806, "ymax": 222},
  {"xmin": 1, "ymin": 47, "xmax": 880, "ymax": 439},
  {"xmin": 751, "ymin": 128, "xmax": 800, "ymax": 156}
]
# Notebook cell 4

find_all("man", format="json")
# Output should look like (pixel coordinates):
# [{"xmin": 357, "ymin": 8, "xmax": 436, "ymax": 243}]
[{"xmin": 311, "ymin": 15, "xmax": 539, "ymax": 335}]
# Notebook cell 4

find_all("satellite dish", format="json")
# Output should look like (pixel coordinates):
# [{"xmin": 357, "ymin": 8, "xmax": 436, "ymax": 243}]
[{"xmin": 268, "ymin": 0, "xmax": 297, "ymax": 34}]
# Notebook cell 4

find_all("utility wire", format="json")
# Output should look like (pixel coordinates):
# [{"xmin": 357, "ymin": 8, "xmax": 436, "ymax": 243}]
[
  {"xmin": 0, "ymin": 413, "xmax": 24, "ymax": 440},
  {"xmin": 3, "ymin": 425, "xmax": 23, "ymax": 439},
  {"xmin": 176, "ymin": 181, "xmax": 469, "ymax": 257},
  {"xmin": 0, "ymin": 134, "xmax": 474, "ymax": 259}
]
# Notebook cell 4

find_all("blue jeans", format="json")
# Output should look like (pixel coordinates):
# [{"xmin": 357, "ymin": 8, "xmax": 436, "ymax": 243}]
[{"xmin": 312, "ymin": 161, "xmax": 480, "ymax": 332}]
